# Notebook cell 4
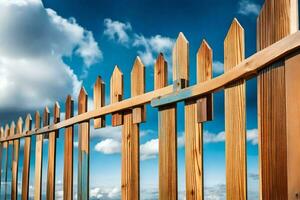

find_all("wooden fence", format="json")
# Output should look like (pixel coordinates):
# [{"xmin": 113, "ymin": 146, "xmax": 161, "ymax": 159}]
[{"xmin": 0, "ymin": 0, "xmax": 300, "ymax": 199}]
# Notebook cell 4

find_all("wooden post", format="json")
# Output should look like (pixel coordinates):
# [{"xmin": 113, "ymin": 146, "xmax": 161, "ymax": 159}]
[
  {"xmin": 94, "ymin": 76, "xmax": 106, "ymax": 129},
  {"xmin": 157, "ymin": 32, "xmax": 189, "ymax": 200},
  {"xmin": 185, "ymin": 40, "xmax": 212, "ymax": 200},
  {"xmin": 11, "ymin": 118, "xmax": 22, "ymax": 200},
  {"xmin": 78, "ymin": 87, "xmax": 90, "ymax": 200},
  {"xmin": 46, "ymin": 102, "xmax": 60, "ymax": 200},
  {"xmin": 0, "ymin": 127, "xmax": 3, "ymax": 196},
  {"xmin": 224, "ymin": 18, "xmax": 246, "ymax": 200},
  {"xmin": 21, "ymin": 114, "xmax": 32, "ymax": 200},
  {"xmin": 6, "ymin": 122, "xmax": 15, "ymax": 199},
  {"xmin": 111, "ymin": 66, "xmax": 124, "ymax": 126},
  {"xmin": 121, "ymin": 56, "xmax": 144, "ymax": 200},
  {"xmin": 34, "ymin": 111, "xmax": 43, "ymax": 200},
  {"xmin": 257, "ymin": 0, "xmax": 300, "ymax": 199},
  {"xmin": 64, "ymin": 95, "xmax": 74, "ymax": 200},
  {"xmin": 4, "ymin": 124, "xmax": 10, "ymax": 200}
]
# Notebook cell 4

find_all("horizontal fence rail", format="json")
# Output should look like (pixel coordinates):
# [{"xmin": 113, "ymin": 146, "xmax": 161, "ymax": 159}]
[{"xmin": 0, "ymin": 0, "xmax": 300, "ymax": 199}]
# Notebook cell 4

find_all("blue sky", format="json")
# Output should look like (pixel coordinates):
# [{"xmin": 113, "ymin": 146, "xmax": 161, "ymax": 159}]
[{"xmin": 0, "ymin": 0, "xmax": 267, "ymax": 199}]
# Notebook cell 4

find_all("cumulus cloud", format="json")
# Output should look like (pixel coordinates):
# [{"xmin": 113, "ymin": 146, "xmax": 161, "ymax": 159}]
[
  {"xmin": 90, "ymin": 186, "xmax": 120, "ymax": 200},
  {"xmin": 103, "ymin": 18, "xmax": 174, "ymax": 66},
  {"xmin": 0, "ymin": 0, "xmax": 102, "ymax": 118},
  {"xmin": 238, "ymin": 0, "xmax": 261, "ymax": 16},
  {"xmin": 94, "ymin": 138, "xmax": 121, "ymax": 154},
  {"xmin": 213, "ymin": 61, "xmax": 224, "ymax": 74},
  {"xmin": 104, "ymin": 18, "xmax": 132, "ymax": 44}
]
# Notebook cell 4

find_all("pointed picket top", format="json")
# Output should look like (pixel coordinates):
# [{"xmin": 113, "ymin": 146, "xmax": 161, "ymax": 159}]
[
  {"xmin": 224, "ymin": 18, "xmax": 245, "ymax": 72},
  {"xmin": 172, "ymin": 32, "xmax": 189, "ymax": 86},
  {"xmin": 25, "ymin": 114, "xmax": 32, "ymax": 133},
  {"xmin": 65, "ymin": 95, "xmax": 74, "ymax": 120},
  {"xmin": 78, "ymin": 87, "xmax": 88, "ymax": 114},
  {"xmin": 4, "ymin": 124, "xmax": 10, "ymax": 138},
  {"xmin": 197, "ymin": 39, "xmax": 212, "ymax": 83},
  {"xmin": 110, "ymin": 65, "xmax": 123, "ymax": 104},
  {"xmin": 17, "ymin": 117, "xmax": 23, "ymax": 134},
  {"xmin": 35, "ymin": 111, "xmax": 41, "ymax": 129},
  {"xmin": 131, "ymin": 56, "xmax": 145, "ymax": 97},
  {"xmin": 43, "ymin": 107, "xmax": 50, "ymax": 127},
  {"xmin": 154, "ymin": 53, "xmax": 168, "ymax": 89},
  {"xmin": 54, "ymin": 101, "xmax": 61, "ymax": 123},
  {"xmin": 10, "ymin": 121, "xmax": 16, "ymax": 136},
  {"xmin": 94, "ymin": 77, "xmax": 105, "ymax": 128}
]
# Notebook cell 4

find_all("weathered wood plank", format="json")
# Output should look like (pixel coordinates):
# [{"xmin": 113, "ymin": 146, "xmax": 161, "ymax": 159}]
[
  {"xmin": 111, "ymin": 66, "xmax": 124, "ymax": 126},
  {"xmin": 131, "ymin": 56, "xmax": 146, "ymax": 124},
  {"xmin": 78, "ymin": 87, "xmax": 90, "ymax": 200},
  {"xmin": 64, "ymin": 95, "xmax": 74, "ymax": 200},
  {"xmin": 46, "ymin": 103, "xmax": 60, "ymax": 200},
  {"xmin": 21, "ymin": 114, "xmax": 32, "ymax": 200},
  {"xmin": 94, "ymin": 76, "xmax": 105, "ymax": 128},
  {"xmin": 34, "ymin": 111, "xmax": 43, "ymax": 200},
  {"xmin": 224, "ymin": 18, "xmax": 246, "ymax": 200},
  {"xmin": 121, "ymin": 111, "xmax": 139, "ymax": 200},
  {"xmin": 257, "ymin": 1, "xmax": 299, "ymax": 199},
  {"xmin": 11, "ymin": 118, "xmax": 22, "ymax": 200}
]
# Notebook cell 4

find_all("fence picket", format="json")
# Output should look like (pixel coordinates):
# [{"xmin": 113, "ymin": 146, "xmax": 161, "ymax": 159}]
[
  {"xmin": 94, "ymin": 76, "xmax": 106, "ymax": 129},
  {"xmin": 3, "ymin": 124, "xmax": 10, "ymax": 200},
  {"xmin": 46, "ymin": 103, "xmax": 60, "ymax": 200},
  {"xmin": 64, "ymin": 95, "xmax": 74, "ymax": 200},
  {"xmin": 78, "ymin": 87, "xmax": 90, "ymax": 200},
  {"xmin": 11, "ymin": 118, "xmax": 22, "ymax": 200},
  {"xmin": 34, "ymin": 111, "xmax": 42, "ymax": 200},
  {"xmin": 131, "ymin": 57, "xmax": 146, "ymax": 123},
  {"xmin": 110, "ymin": 66, "xmax": 124, "ymax": 126},
  {"xmin": 224, "ymin": 18, "xmax": 246, "ymax": 200},
  {"xmin": 21, "ymin": 114, "xmax": 32, "ymax": 200}
]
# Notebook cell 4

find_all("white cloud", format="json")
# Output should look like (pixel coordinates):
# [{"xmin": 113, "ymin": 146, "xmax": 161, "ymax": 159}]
[
  {"xmin": 94, "ymin": 138, "xmax": 121, "ymax": 154},
  {"xmin": 247, "ymin": 129, "xmax": 258, "ymax": 145},
  {"xmin": 91, "ymin": 126, "xmax": 122, "ymax": 140},
  {"xmin": 90, "ymin": 186, "xmax": 121, "ymax": 200},
  {"xmin": 74, "ymin": 141, "xmax": 79, "ymax": 148},
  {"xmin": 103, "ymin": 19, "xmax": 174, "ymax": 66},
  {"xmin": 213, "ymin": 61, "xmax": 224, "ymax": 74},
  {"xmin": 104, "ymin": 18, "xmax": 132, "ymax": 44},
  {"xmin": 0, "ymin": 0, "xmax": 102, "ymax": 115},
  {"xmin": 133, "ymin": 34, "xmax": 174, "ymax": 65},
  {"xmin": 238, "ymin": 0, "xmax": 260, "ymax": 16}
]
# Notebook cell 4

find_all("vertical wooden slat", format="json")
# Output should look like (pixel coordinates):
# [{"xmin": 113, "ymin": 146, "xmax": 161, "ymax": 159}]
[
  {"xmin": 64, "ymin": 95, "xmax": 74, "ymax": 200},
  {"xmin": 4, "ymin": 124, "xmax": 10, "ymax": 200},
  {"xmin": 34, "ymin": 111, "xmax": 42, "ymax": 200},
  {"xmin": 121, "ymin": 56, "xmax": 144, "ymax": 200},
  {"xmin": 21, "ymin": 114, "xmax": 32, "ymax": 200},
  {"xmin": 185, "ymin": 40, "xmax": 212, "ymax": 200},
  {"xmin": 11, "ymin": 118, "xmax": 22, "ymax": 200},
  {"xmin": 46, "ymin": 103, "xmax": 60, "ymax": 200},
  {"xmin": 78, "ymin": 87, "xmax": 90, "ymax": 200},
  {"xmin": 224, "ymin": 18, "xmax": 246, "ymax": 200},
  {"xmin": 158, "ymin": 32, "xmax": 189, "ymax": 200},
  {"xmin": 110, "ymin": 66, "xmax": 124, "ymax": 126},
  {"xmin": 94, "ymin": 76, "xmax": 106, "ymax": 129},
  {"xmin": 131, "ymin": 56, "xmax": 146, "ymax": 124},
  {"xmin": 6, "ymin": 122, "xmax": 15, "ymax": 199},
  {"xmin": 257, "ymin": 0, "xmax": 299, "ymax": 199}
]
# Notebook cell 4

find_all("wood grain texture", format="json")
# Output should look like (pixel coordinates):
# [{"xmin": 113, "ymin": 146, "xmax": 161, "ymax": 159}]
[
  {"xmin": 34, "ymin": 111, "xmax": 43, "ymax": 200},
  {"xmin": 110, "ymin": 66, "xmax": 124, "ymax": 126},
  {"xmin": 6, "ymin": 122, "xmax": 15, "ymax": 199},
  {"xmin": 4, "ymin": 124, "xmax": 9, "ymax": 200},
  {"xmin": 94, "ymin": 76, "xmax": 105, "ymax": 129},
  {"xmin": 173, "ymin": 32, "xmax": 189, "ymax": 87},
  {"xmin": 78, "ymin": 87, "xmax": 90, "ymax": 200},
  {"xmin": 154, "ymin": 53, "xmax": 168, "ymax": 90},
  {"xmin": 224, "ymin": 18, "xmax": 247, "ymax": 200},
  {"xmin": 46, "ymin": 102, "xmax": 60, "ymax": 200},
  {"xmin": 257, "ymin": 1, "xmax": 299, "ymax": 199},
  {"xmin": 121, "ymin": 111, "xmax": 139, "ymax": 200},
  {"xmin": 196, "ymin": 40, "xmax": 213, "ymax": 123},
  {"xmin": 64, "ymin": 95, "xmax": 74, "ymax": 200},
  {"xmin": 11, "ymin": 118, "xmax": 22, "ymax": 200},
  {"xmin": 21, "ymin": 114, "xmax": 32, "ymax": 200},
  {"xmin": 131, "ymin": 56, "xmax": 146, "ymax": 124}
]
